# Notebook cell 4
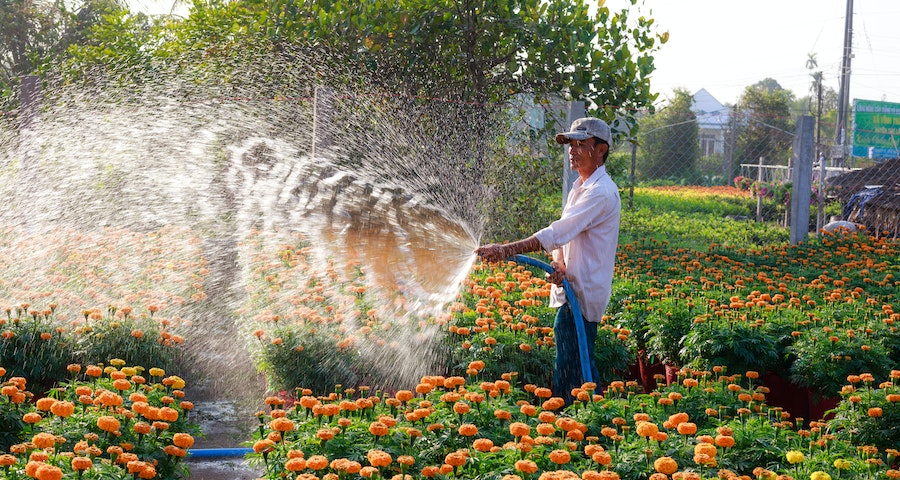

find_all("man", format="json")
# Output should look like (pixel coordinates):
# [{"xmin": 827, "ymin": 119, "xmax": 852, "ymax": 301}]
[{"xmin": 475, "ymin": 117, "xmax": 621, "ymax": 404}]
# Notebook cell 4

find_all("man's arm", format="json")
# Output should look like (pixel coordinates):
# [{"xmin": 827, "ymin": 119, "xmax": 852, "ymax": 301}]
[{"xmin": 475, "ymin": 236, "xmax": 542, "ymax": 263}]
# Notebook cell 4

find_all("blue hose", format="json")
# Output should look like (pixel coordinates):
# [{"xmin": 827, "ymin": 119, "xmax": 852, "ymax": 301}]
[
  {"xmin": 187, "ymin": 447, "xmax": 253, "ymax": 458},
  {"xmin": 510, "ymin": 254, "xmax": 593, "ymax": 384}
]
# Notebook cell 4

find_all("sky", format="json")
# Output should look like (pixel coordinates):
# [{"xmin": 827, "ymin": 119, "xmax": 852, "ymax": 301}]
[
  {"xmin": 133, "ymin": 0, "xmax": 900, "ymax": 108},
  {"xmin": 607, "ymin": 0, "xmax": 900, "ymax": 107}
]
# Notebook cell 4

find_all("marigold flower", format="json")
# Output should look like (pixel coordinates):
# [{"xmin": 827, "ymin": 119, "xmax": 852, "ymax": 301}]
[
  {"xmin": 71, "ymin": 456, "xmax": 92, "ymax": 471},
  {"xmin": 285, "ymin": 458, "xmax": 307, "ymax": 471},
  {"xmin": 34, "ymin": 464, "xmax": 63, "ymax": 480},
  {"xmin": 654, "ymin": 456, "xmax": 678, "ymax": 475},
  {"xmin": 786, "ymin": 450, "xmax": 805, "ymax": 464},
  {"xmin": 636, "ymin": 421, "xmax": 659, "ymax": 438},
  {"xmin": 694, "ymin": 442, "xmax": 717, "ymax": 458},
  {"xmin": 306, "ymin": 455, "xmax": 329, "ymax": 470},
  {"xmin": 32, "ymin": 432, "xmax": 57, "ymax": 449},
  {"xmin": 368, "ymin": 449, "xmax": 393, "ymax": 467},
  {"xmin": 173, "ymin": 433, "xmax": 194, "ymax": 448},
  {"xmin": 548, "ymin": 449, "xmax": 571, "ymax": 465},
  {"xmin": 510, "ymin": 422, "xmax": 530, "ymax": 437},
  {"xmin": 473, "ymin": 438, "xmax": 494, "ymax": 452},
  {"xmin": 369, "ymin": 421, "xmax": 389, "ymax": 436},
  {"xmin": 97, "ymin": 415, "xmax": 121, "ymax": 432},
  {"xmin": 677, "ymin": 422, "xmax": 698, "ymax": 435},
  {"xmin": 514, "ymin": 459, "xmax": 538, "ymax": 474},
  {"xmin": 458, "ymin": 423, "xmax": 478, "ymax": 436},
  {"xmin": 35, "ymin": 397, "xmax": 56, "ymax": 411},
  {"xmin": 23, "ymin": 412, "xmax": 42, "ymax": 424},
  {"xmin": 252, "ymin": 439, "xmax": 274, "ymax": 454},
  {"xmin": 715, "ymin": 435, "xmax": 735, "ymax": 448},
  {"xmin": 270, "ymin": 417, "xmax": 295, "ymax": 432}
]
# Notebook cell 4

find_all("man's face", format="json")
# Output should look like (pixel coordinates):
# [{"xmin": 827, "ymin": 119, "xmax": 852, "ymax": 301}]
[{"xmin": 567, "ymin": 137, "xmax": 606, "ymax": 177}]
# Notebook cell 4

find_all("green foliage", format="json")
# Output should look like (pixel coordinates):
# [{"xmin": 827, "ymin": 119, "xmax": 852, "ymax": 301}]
[
  {"xmin": 788, "ymin": 327, "xmax": 893, "ymax": 398},
  {"xmin": 681, "ymin": 321, "xmax": 789, "ymax": 374},
  {"xmin": 732, "ymin": 80, "xmax": 795, "ymax": 170},
  {"xmin": 830, "ymin": 373, "xmax": 900, "ymax": 451},
  {"xmin": 0, "ymin": 313, "xmax": 72, "ymax": 391},
  {"xmin": 637, "ymin": 88, "xmax": 699, "ymax": 181},
  {"xmin": 257, "ymin": 326, "xmax": 375, "ymax": 395},
  {"xmin": 74, "ymin": 313, "xmax": 182, "ymax": 373}
]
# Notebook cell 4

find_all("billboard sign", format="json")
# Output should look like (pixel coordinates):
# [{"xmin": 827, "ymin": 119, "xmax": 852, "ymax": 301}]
[{"xmin": 851, "ymin": 99, "xmax": 900, "ymax": 160}]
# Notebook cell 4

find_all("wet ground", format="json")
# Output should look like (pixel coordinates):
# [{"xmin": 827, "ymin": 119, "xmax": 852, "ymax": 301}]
[{"xmin": 185, "ymin": 400, "xmax": 265, "ymax": 479}]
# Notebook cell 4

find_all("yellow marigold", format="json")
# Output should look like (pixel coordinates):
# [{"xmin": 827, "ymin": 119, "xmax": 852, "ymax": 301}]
[{"xmin": 784, "ymin": 450, "xmax": 805, "ymax": 464}]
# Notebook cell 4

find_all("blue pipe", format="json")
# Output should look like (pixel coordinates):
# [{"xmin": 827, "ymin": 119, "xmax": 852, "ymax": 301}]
[
  {"xmin": 510, "ymin": 254, "xmax": 593, "ymax": 384},
  {"xmin": 188, "ymin": 447, "xmax": 253, "ymax": 458}
]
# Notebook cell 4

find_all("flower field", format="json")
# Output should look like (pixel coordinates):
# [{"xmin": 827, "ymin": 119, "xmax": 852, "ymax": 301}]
[{"xmin": 1, "ymin": 186, "xmax": 899, "ymax": 479}]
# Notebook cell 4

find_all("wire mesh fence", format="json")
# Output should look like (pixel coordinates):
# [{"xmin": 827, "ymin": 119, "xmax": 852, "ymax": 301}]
[{"xmin": 619, "ymin": 106, "xmax": 900, "ymax": 238}]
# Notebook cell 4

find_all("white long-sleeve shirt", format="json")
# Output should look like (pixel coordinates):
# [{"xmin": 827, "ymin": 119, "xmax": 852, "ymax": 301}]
[{"xmin": 533, "ymin": 165, "xmax": 620, "ymax": 322}]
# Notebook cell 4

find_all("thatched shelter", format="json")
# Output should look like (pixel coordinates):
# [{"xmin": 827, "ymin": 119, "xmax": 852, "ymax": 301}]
[{"xmin": 829, "ymin": 158, "xmax": 900, "ymax": 237}]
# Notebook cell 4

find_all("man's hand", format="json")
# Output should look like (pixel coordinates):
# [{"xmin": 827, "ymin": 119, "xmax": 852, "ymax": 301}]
[
  {"xmin": 475, "ymin": 244, "xmax": 510, "ymax": 263},
  {"xmin": 547, "ymin": 260, "xmax": 566, "ymax": 286}
]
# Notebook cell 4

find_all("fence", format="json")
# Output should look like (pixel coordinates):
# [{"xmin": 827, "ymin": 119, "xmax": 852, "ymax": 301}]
[{"xmin": 616, "ymin": 103, "xmax": 900, "ymax": 238}]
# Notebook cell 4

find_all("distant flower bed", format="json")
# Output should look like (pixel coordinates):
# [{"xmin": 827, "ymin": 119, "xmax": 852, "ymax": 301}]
[{"xmin": 0, "ymin": 225, "xmax": 202, "ymax": 389}]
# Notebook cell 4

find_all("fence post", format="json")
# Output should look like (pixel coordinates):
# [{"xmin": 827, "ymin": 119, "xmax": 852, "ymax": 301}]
[
  {"xmin": 561, "ymin": 101, "xmax": 585, "ymax": 205},
  {"xmin": 311, "ymin": 86, "xmax": 333, "ymax": 158},
  {"xmin": 790, "ymin": 116, "xmax": 815, "ymax": 244},
  {"xmin": 755, "ymin": 156, "xmax": 765, "ymax": 222}
]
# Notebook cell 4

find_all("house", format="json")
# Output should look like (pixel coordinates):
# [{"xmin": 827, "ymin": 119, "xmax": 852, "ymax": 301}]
[{"xmin": 691, "ymin": 88, "xmax": 730, "ymax": 157}]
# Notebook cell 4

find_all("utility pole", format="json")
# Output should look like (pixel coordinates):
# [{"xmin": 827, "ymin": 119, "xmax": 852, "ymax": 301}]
[{"xmin": 833, "ymin": 0, "xmax": 853, "ymax": 165}]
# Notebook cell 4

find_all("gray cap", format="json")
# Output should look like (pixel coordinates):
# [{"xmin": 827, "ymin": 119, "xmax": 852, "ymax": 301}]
[{"xmin": 555, "ymin": 117, "xmax": 611, "ymax": 144}]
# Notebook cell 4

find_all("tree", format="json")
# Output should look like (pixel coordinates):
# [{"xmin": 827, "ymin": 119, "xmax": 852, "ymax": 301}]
[
  {"xmin": 0, "ymin": 0, "xmax": 127, "ymax": 108},
  {"xmin": 732, "ymin": 79, "xmax": 795, "ymax": 169},
  {"xmin": 168, "ymin": 0, "xmax": 667, "ymax": 132},
  {"xmin": 638, "ymin": 87, "xmax": 698, "ymax": 182}
]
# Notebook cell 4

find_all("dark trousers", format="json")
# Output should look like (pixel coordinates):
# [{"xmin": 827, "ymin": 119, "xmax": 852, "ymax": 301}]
[{"xmin": 553, "ymin": 303, "xmax": 599, "ymax": 405}]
